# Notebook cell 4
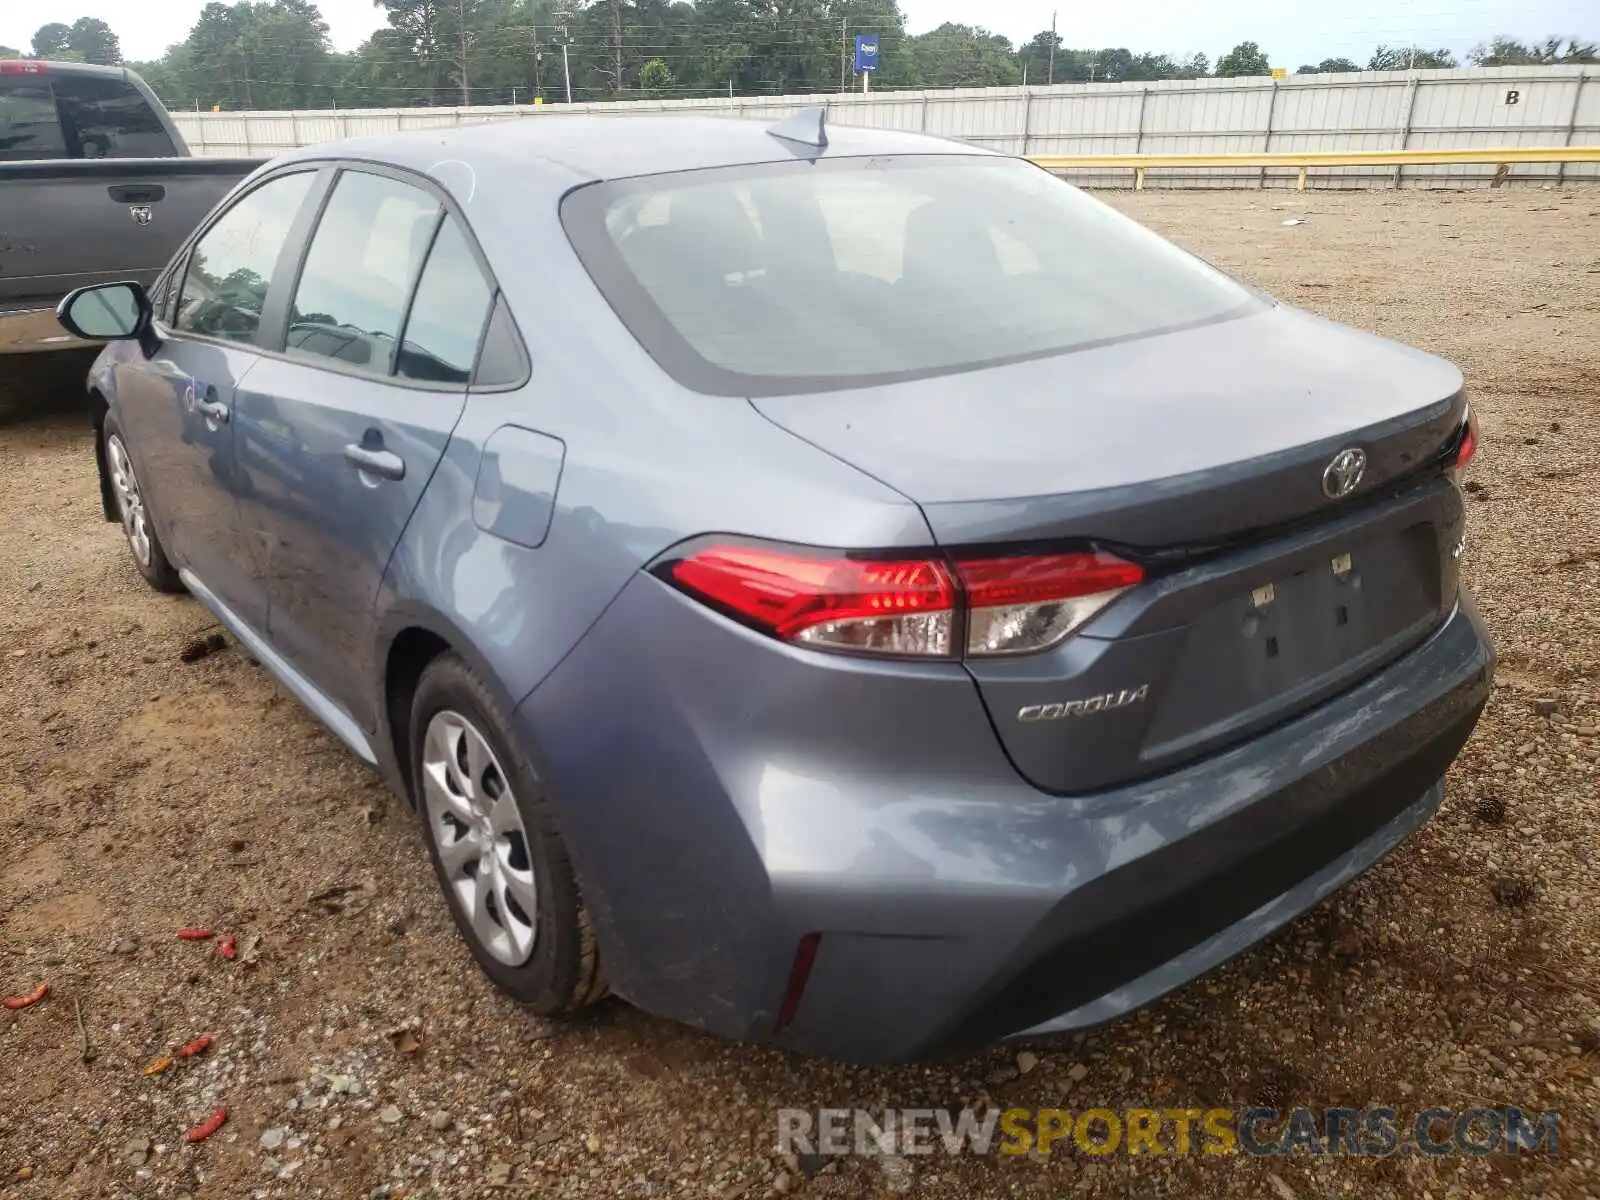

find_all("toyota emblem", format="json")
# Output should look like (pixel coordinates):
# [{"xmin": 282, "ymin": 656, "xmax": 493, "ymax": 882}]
[{"xmin": 1321, "ymin": 447, "xmax": 1367, "ymax": 499}]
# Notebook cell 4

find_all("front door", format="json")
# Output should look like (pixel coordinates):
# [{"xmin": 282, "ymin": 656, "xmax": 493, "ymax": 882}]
[
  {"xmin": 113, "ymin": 169, "xmax": 321, "ymax": 630},
  {"xmin": 232, "ymin": 169, "xmax": 495, "ymax": 730}
]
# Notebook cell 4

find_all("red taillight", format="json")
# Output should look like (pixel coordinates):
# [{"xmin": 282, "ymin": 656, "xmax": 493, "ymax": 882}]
[
  {"xmin": 0, "ymin": 60, "xmax": 48, "ymax": 75},
  {"xmin": 670, "ymin": 545, "xmax": 957, "ymax": 656},
  {"xmin": 666, "ymin": 543, "xmax": 1141, "ymax": 659},
  {"xmin": 957, "ymin": 552, "xmax": 1145, "ymax": 657},
  {"xmin": 774, "ymin": 932, "xmax": 821, "ymax": 1032},
  {"xmin": 1455, "ymin": 420, "xmax": 1477, "ymax": 468}
]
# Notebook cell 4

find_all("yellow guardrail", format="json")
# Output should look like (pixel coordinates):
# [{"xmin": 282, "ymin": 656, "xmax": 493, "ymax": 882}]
[{"xmin": 1027, "ymin": 146, "xmax": 1600, "ymax": 190}]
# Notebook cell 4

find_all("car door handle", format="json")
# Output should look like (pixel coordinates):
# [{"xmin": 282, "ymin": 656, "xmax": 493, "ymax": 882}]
[
  {"xmin": 344, "ymin": 444, "xmax": 406, "ymax": 481},
  {"xmin": 195, "ymin": 396, "xmax": 229, "ymax": 423}
]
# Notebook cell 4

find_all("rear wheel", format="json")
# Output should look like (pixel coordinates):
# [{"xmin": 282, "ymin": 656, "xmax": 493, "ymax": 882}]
[
  {"xmin": 102, "ymin": 412, "xmax": 183, "ymax": 593},
  {"xmin": 410, "ymin": 653, "xmax": 605, "ymax": 1013}
]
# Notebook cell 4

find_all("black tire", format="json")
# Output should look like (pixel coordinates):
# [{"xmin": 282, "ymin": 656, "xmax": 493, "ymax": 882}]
[
  {"xmin": 409, "ymin": 652, "xmax": 606, "ymax": 1014},
  {"xmin": 101, "ymin": 411, "xmax": 184, "ymax": 594}
]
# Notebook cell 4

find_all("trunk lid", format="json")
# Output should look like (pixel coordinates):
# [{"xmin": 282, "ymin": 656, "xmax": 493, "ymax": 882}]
[
  {"xmin": 751, "ymin": 304, "xmax": 1466, "ymax": 548},
  {"xmin": 754, "ymin": 304, "xmax": 1470, "ymax": 793}
]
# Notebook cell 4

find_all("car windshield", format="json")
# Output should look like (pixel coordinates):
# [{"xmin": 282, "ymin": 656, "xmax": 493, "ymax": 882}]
[{"xmin": 561, "ymin": 154, "xmax": 1260, "ymax": 396}]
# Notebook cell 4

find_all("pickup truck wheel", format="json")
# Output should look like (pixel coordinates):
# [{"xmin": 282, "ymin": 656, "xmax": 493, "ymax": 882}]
[
  {"xmin": 410, "ymin": 653, "xmax": 606, "ymax": 1015},
  {"xmin": 102, "ymin": 414, "xmax": 183, "ymax": 593}
]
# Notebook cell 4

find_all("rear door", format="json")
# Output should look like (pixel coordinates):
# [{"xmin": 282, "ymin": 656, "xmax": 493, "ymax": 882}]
[
  {"xmin": 233, "ymin": 166, "xmax": 495, "ymax": 731},
  {"xmin": 113, "ymin": 167, "xmax": 323, "ymax": 631}
]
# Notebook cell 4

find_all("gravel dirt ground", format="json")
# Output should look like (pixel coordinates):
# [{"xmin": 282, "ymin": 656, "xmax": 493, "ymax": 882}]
[{"xmin": 1, "ymin": 188, "xmax": 1598, "ymax": 1200}]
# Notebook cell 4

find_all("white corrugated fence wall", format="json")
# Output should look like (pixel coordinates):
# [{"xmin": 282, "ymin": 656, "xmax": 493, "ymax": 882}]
[{"xmin": 171, "ymin": 66, "xmax": 1599, "ymax": 188}]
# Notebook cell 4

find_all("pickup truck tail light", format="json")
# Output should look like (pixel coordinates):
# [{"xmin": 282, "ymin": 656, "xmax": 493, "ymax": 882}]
[
  {"xmin": 662, "ymin": 542, "xmax": 1142, "ymax": 660},
  {"xmin": 0, "ymin": 61, "xmax": 49, "ymax": 75}
]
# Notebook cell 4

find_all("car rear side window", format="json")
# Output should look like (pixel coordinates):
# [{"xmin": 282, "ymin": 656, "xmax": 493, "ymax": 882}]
[
  {"xmin": 0, "ymin": 77, "xmax": 67, "ymax": 161},
  {"xmin": 285, "ymin": 171, "xmax": 440, "ymax": 373},
  {"xmin": 174, "ymin": 171, "xmax": 316, "ymax": 345},
  {"xmin": 396, "ymin": 215, "xmax": 493, "ymax": 384},
  {"xmin": 51, "ymin": 73, "xmax": 176, "ymax": 158},
  {"xmin": 562, "ymin": 155, "xmax": 1260, "ymax": 397}
]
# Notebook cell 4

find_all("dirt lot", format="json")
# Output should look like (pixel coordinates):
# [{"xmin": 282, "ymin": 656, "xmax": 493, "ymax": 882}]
[{"xmin": 1, "ymin": 189, "xmax": 1598, "ymax": 1199}]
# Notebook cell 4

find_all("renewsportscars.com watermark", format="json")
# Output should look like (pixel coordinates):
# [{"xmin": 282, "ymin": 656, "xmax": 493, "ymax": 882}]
[{"xmin": 778, "ymin": 1106, "xmax": 1560, "ymax": 1158}]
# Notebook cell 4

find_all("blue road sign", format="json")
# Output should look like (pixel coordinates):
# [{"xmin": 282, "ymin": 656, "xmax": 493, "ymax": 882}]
[{"xmin": 853, "ymin": 35, "xmax": 880, "ymax": 72}]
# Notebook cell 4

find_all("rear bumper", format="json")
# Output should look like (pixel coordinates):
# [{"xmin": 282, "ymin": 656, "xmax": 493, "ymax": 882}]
[
  {"xmin": 0, "ymin": 305, "xmax": 94, "ymax": 355},
  {"xmin": 515, "ymin": 576, "xmax": 1493, "ymax": 1063}
]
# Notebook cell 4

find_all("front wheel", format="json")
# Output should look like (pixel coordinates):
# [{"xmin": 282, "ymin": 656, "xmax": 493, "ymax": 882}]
[
  {"xmin": 410, "ymin": 653, "xmax": 606, "ymax": 1013},
  {"xmin": 102, "ymin": 412, "xmax": 183, "ymax": 593}
]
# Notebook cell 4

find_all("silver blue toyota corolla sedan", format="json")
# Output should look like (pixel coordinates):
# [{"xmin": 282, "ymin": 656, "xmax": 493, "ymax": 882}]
[{"xmin": 58, "ymin": 110, "xmax": 1493, "ymax": 1063}]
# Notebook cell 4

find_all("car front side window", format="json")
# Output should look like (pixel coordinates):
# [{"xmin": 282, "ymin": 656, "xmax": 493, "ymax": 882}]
[{"xmin": 173, "ymin": 171, "xmax": 317, "ymax": 345}]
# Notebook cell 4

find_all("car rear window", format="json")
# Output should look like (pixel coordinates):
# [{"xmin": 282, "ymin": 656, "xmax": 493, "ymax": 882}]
[
  {"xmin": 561, "ymin": 154, "xmax": 1260, "ymax": 397},
  {"xmin": 52, "ymin": 72, "xmax": 177, "ymax": 158}
]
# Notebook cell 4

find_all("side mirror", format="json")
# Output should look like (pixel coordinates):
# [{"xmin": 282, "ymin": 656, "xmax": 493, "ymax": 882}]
[{"xmin": 56, "ymin": 281, "xmax": 152, "ymax": 343}]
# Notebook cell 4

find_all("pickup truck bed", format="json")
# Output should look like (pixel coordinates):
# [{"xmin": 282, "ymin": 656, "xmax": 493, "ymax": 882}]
[{"xmin": 1, "ymin": 157, "xmax": 261, "ymax": 352}]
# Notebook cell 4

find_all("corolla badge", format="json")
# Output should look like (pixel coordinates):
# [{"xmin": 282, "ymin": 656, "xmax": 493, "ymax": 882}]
[
  {"xmin": 1017, "ymin": 685, "xmax": 1150, "ymax": 723},
  {"xmin": 1322, "ymin": 447, "xmax": 1367, "ymax": 499}
]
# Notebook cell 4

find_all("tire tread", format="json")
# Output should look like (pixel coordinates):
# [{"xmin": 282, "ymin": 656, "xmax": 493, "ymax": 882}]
[{"xmin": 410, "ymin": 652, "xmax": 607, "ymax": 1014}]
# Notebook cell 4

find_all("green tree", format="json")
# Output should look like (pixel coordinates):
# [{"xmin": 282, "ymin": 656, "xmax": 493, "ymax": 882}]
[
  {"xmin": 1296, "ymin": 57, "xmax": 1358, "ymax": 73},
  {"xmin": 31, "ymin": 23, "xmax": 73, "ymax": 58},
  {"xmin": 906, "ymin": 23, "xmax": 1020, "ymax": 88},
  {"xmin": 1215, "ymin": 41, "xmax": 1270, "ymax": 77},
  {"xmin": 1015, "ymin": 28, "xmax": 1060, "ymax": 84},
  {"xmin": 1367, "ymin": 45, "xmax": 1457, "ymax": 70},
  {"xmin": 68, "ymin": 17, "xmax": 122, "ymax": 64},
  {"xmin": 638, "ymin": 57, "xmax": 672, "ymax": 92},
  {"xmin": 1469, "ymin": 36, "xmax": 1598, "ymax": 65},
  {"xmin": 0, "ymin": 46, "xmax": 23, "ymax": 59},
  {"xmin": 144, "ymin": 2, "xmax": 335, "ymax": 110}
]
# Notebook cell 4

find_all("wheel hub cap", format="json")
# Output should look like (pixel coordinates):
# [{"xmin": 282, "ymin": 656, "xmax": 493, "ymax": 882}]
[
  {"xmin": 420, "ymin": 710, "xmax": 538, "ymax": 966},
  {"xmin": 106, "ymin": 434, "xmax": 151, "ymax": 567}
]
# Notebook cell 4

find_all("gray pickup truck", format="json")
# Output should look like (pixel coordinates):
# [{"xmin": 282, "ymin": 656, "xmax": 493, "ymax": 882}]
[{"xmin": 0, "ymin": 60, "xmax": 261, "ymax": 357}]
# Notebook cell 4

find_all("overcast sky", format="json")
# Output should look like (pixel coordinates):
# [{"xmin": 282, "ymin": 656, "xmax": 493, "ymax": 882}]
[{"xmin": 2, "ymin": 0, "xmax": 1594, "ymax": 70}]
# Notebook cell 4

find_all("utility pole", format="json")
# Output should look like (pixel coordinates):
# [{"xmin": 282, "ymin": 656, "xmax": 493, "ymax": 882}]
[
  {"xmin": 555, "ymin": 14, "xmax": 572, "ymax": 104},
  {"xmin": 1047, "ymin": 10, "xmax": 1056, "ymax": 85},
  {"xmin": 532, "ymin": 24, "xmax": 543, "ymax": 100},
  {"xmin": 457, "ymin": 0, "xmax": 470, "ymax": 105},
  {"xmin": 611, "ymin": 0, "xmax": 623, "ymax": 97},
  {"xmin": 840, "ymin": 17, "xmax": 847, "ymax": 93}
]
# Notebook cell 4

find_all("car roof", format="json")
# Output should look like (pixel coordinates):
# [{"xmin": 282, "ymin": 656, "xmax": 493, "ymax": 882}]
[
  {"xmin": 285, "ymin": 113, "xmax": 995, "ymax": 187},
  {"xmin": 18, "ymin": 60, "xmax": 136, "ymax": 81}
]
